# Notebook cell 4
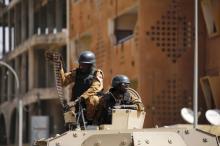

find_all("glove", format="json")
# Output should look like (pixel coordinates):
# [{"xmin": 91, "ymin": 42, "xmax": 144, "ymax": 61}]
[
  {"xmin": 63, "ymin": 100, "xmax": 76, "ymax": 112},
  {"xmin": 63, "ymin": 99, "xmax": 69, "ymax": 111}
]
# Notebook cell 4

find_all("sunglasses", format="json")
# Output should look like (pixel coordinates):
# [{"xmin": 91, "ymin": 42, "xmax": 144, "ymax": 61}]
[{"xmin": 120, "ymin": 83, "xmax": 130, "ymax": 88}]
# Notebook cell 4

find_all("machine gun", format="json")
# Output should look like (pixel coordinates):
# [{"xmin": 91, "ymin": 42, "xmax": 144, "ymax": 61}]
[
  {"xmin": 73, "ymin": 97, "xmax": 87, "ymax": 130},
  {"xmin": 113, "ymin": 105, "xmax": 137, "ymax": 110}
]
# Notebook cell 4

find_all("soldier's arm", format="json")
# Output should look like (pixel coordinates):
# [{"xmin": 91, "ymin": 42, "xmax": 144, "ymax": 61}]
[
  {"xmin": 93, "ymin": 97, "xmax": 105, "ymax": 125},
  {"xmin": 60, "ymin": 67, "xmax": 76, "ymax": 87},
  {"xmin": 80, "ymin": 69, "xmax": 104, "ymax": 99},
  {"xmin": 130, "ymin": 94, "xmax": 145, "ymax": 111}
]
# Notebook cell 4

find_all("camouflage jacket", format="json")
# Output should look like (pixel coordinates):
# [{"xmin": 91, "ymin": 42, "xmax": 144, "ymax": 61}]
[
  {"xmin": 60, "ymin": 67, "xmax": 104, "ymax": 100},
  {"xmin": 95, "ymin": 88, "xmax": 144, "ymax": 124}
]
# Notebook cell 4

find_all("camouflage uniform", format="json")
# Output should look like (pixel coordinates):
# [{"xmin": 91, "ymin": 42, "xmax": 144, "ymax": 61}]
[
  {"xmin": 95, "ymin": 87, "xmax": 144, "ymax": 124},
  {"xmin": 60, "ymin": 67, "xmax": 104, "ymax": 121}
]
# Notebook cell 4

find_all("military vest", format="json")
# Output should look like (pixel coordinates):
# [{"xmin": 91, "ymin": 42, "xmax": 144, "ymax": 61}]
[
  {"xmin": 105, "ymin": 89, "xmax": 132, "ymax": 108},
  {"xmin": 72, "ymin": 68, "xmax": 96, "ymax": 100},
  {"xmin": 99, "ymin": 89, "xmax": 132, "ymax": 124}
]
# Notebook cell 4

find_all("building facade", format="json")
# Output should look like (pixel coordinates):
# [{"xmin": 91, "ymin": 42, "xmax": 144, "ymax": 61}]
[
  {"xmin": 0, "ymin": 0, "xmax": 67, "ymax": 145},
  {"xmin": 0, "ymin": 0, "xmax": 220, "ymax": 145}
]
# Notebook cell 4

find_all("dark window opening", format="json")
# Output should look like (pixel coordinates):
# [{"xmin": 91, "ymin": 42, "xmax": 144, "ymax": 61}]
[
  {"xmin": 0, "ymin": 114, "xmax": 6, "ymax": 145},
  {"xmin": 201, "ymin": 0, "xmax": 220, "ymax": 37},
  {"xmin": 200, "ymin": 77, "xmax": 215, "ymax": 109},
  {"xmin": 114, "ymin": 7, "xmax": 138, "ymax": 44},
  {"xmin": 35, "ymin": 49, "xmax": 46, "ymax": 88},
  {"xmin": 10, "ymin": 109, "xmax": 17, "ymax": 144}
]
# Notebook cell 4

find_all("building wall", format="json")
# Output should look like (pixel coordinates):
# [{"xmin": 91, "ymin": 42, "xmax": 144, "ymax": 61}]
[
  {"xmin": 69, "ymin": 0, "xmax": 208, "ymax": 127},
  {"xmin": 200, "ymin": 0, "xmax": 220, "ymax": 109},
  {"xmin": 138, "ymin": 0, "xmax": 207, "ymax": 126},
  {"xmin": 0, "ymin": 0, "xmax": 67, "ymax": 145},
  {"xmin": 205, "ymin": 37, "xmax": 220, "ymax": 75}
]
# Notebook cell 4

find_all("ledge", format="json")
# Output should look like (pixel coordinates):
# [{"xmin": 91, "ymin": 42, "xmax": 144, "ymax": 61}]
[
  {"xmin": 0, "ymin": 87, "xmax": 59, "ymax": 113},
  {"xmin": 3, "ymin": 32, "xmax": 67, "ymax": 61}
]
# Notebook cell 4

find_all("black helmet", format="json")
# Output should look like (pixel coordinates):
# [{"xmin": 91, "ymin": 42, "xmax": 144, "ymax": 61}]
[
  {"xmin": 112, "ymin": 75, "xmax": 130, "ymax": 88},
  {"xmin": 78, "ymin": 51, "xmax": 96, "ymax": 64}
]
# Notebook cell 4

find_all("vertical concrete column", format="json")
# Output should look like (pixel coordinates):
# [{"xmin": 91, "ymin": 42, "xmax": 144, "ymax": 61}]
[
  {"xmin": 28, "ymin": 49, "xmax": 34, "ymax": 90},
  {"xmin": 28, "ymin": 0, "xmax": 34, "ymax": 37},
  {"xmin": 3, "ymin": 0, "xmax": 6, "ymax": 53},
  {"xmin": 2, "ymin": 1, "xmax": 5, "ymax": 54},
  {"xmin": 7, "ymin": 62, "xmax": 12, "ymax": 101},
  {"xmin": 56, "ymin": 0, "xmax": 63, "ymax": 32},
  {"xmin": 20, "ymin": 53, "xmax": 27, "ymax": 94},
  {"xmin": 18, "ymin": 4, "xmax": 22, "ymax": 45},
  {"xmin": 14, "ymin": 57, "xmax": 20, "ymax": 95},
  {"xmin": 47, "ymin": 0, "xmax": 55, "ymax": 33},
  {"xmin": 14, "ymin": 5, "xmax": 19, "ymax": 47},
  {"xmin": 13, "ymin": 6, "xmax": 16, "ymax": 47},
  {"xmin": 21, "ymin": 0, "xmax": 27, "ymax": 42},
  {"xmin": 2, "ymin": 24, "xmax": 6, "ymax": 55},
  {"xmin": 0, "ymin": 68, "xmax": 5, "ymax": 101},
  {"xmin": 2, "ymin": 27, "xmax": 6, "ymax": 55},
  {"xmin": 21, "ymin": 53, "xmax": 28, "ymax": 93},
  {"xmin": 1, "ymin": 68, "xmax": 6, "ymax": 101}
]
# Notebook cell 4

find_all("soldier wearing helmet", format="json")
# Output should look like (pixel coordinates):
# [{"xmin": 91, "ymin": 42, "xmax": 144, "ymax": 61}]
[
  {"xmin": 95, "ymin": 75, "xmax": 144, "ymax": 125},
  {"xmin": 60, "ymin": 50, "xmax": 104, "ymax": 124}
]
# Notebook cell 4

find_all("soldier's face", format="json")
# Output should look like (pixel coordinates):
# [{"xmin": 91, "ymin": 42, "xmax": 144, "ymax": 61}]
[
  {"xmin": 118, "ymin": 83, "xmax": 129, "ymax": 93},
  {"xmin": 79, "ymin": 63, "xmax": 92, "ymax": 72}
]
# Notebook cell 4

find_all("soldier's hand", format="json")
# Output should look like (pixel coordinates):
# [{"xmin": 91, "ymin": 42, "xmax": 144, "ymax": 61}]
[
  {"xmin": 45, "ymin": 51, "xmax": 63, "ymax": 63},
  {"xmin": 64, "ymin": 101, "xmax": 76, "ymax": 112},
  {"xmin": 68, "ymin": 101, "xmax": 76, "ymax": 108},
  {"xmin": 63, "ymin": 104, "xmax": 70, "ymax": 112}
]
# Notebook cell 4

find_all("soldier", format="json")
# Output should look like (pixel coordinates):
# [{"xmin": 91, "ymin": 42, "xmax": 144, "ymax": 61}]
[
  {"xmin": 95, "ymin": 75, "xmax": 144, "ymax": 125},
  {"xmin": 60, "ymin": 50, "xmax": 104, "ymax": 125}
]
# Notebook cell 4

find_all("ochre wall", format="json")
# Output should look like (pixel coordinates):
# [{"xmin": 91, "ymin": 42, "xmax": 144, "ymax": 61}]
[
  {"xmin": 205, "ymin": 37, "xmax": 220, "ymax": 75},
  {"xmin": 69, "ymin": 0, "xmax": 207, "ymax": 127}
]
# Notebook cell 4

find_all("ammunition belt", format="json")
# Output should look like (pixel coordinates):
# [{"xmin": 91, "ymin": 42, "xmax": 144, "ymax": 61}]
[{"xmin": 47, "ymin": 52, "xmax": 66, "ymax": 109}]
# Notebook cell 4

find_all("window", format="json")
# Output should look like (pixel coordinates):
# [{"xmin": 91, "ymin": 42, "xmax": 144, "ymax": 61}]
[
  {"xmin": 201, "ymin": 0, "xmax": 220, "ymax": 37},
  {"xmin": 5, "ymin": 0, "xmax": 9, "ymax": 5},
  {"xmin": 112, "ymin": 7, "xmax": 138, "ymax": 44}
]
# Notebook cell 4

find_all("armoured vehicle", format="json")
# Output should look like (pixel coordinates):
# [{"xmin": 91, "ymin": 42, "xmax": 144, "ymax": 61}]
[
  {"xmin": 40, "ymin": 52, "xmax": 219, "ymax": 146},
  {"xmin": 34, "ymin": 108, "xmax": 219, "ymax": 146}
]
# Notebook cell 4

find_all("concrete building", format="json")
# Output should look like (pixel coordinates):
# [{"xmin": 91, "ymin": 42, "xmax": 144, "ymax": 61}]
[
  {"xmin": 0, "ymin": 0, "xmax": 220, "ymax": 145},
  {"xmin": 0, "ymin": 0, "xmax": 67, "ymax": 145}
]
